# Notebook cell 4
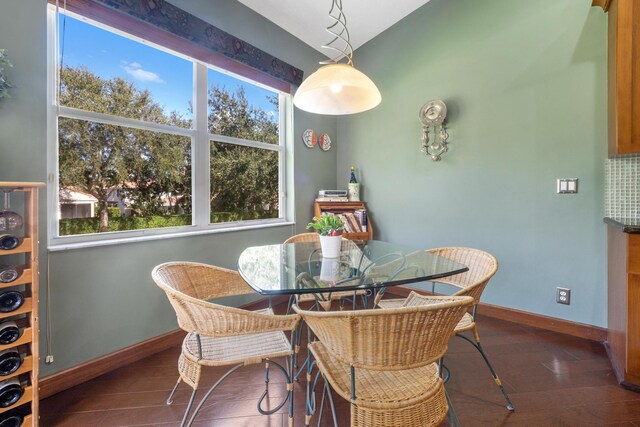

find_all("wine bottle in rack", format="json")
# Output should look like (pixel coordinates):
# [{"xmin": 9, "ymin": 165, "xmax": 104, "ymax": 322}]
[
  {"xmin": 0, "ymin": 378, "xmax": 23, "ymax": 408},
  {"xmin": 0, "ymin": 237, "xmax": 20, "ymax": 251},
  {"xmin": 0, "ymin": 192, "xmax": 23, "ymax": 232},
  {"xmin": 0, "ymin": 292, "xmax": 23, "ymax": 314},
  {"xmin": 0, "ymin": 410, "xmax": 22, "ymax": 427},
  {"xmin": 0, "ymin": 267, "xmax": 22, "ymax": 284},
  {"xmin": 0, "ymin": 350, "xmax": 21, "ymax": 377},
  {"xmin": 0, "ymin": 323, "xmax": 20, "ymax": 346}
]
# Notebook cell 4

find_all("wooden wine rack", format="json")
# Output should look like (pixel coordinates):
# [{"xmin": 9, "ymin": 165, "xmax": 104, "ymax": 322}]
[{"xmin": 0, "ymin": 182, "xmax": 44, "ymax": 426}]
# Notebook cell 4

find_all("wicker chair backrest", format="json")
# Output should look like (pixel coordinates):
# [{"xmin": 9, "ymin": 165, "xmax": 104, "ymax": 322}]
[
  {"xmin": 294, "ymin": 295, "xmax": 473, "ymax": 370},
  {"xmin": 426, "ymin": 247, "xmax": 498, "ymax": 305},
  {"xmin": 284, "ymin": 233, "xmax": 320, "ymax": 244},
  {"xmin": 152, "ymin": 262, "xmax": 298, "ymax": 336}
]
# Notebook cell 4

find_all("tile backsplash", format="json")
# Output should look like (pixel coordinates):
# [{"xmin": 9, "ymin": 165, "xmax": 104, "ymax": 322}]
[{"xmin": 605, "ymin": 155, "xmax": 640, "ymax": 219}]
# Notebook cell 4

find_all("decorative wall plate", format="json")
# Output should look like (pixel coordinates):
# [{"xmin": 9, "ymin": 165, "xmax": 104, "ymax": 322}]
[
  {"xmin": 319, "ymin": 134, "xmax": 332, "ymax": 151},
  {"xmin": 419, "ymin": 100, "xmax": 447, "ymax": 126},
  {"xmin": 302, "ymin": 129, "xmax": 317, "ymax": 148}
]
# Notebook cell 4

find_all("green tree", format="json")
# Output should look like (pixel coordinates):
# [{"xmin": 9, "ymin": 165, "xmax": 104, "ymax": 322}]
[
  {"xmin": 208, "ymin": 86, "xmax": 279, "ymax": 217},
  {"xmin": 58, "ymin": 66, "xmax": 190, "ymax": 232},
  {"xmin": 58, "ymin": 66, "xmax": 280, "ymax": 236}
]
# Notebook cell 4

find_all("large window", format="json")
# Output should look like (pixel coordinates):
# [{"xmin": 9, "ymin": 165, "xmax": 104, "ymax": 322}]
[{"xmin": 47, "ymin": 7, "xmax": 290, "ymax": 245}]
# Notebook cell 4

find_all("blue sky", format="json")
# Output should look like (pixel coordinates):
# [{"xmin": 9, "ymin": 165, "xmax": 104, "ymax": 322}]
[{"xmin": 60, "ymin": 13, "xmax": 279, "ymax": 122}]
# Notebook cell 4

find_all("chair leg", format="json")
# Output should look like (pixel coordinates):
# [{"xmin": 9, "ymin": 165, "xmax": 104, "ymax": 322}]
[
  {"xmin": 317, "ymin": 381, "xmax": 326, "ymax": 427},
  {"xmin": 288, "ymin": 351, "xmax": 295, "ymax": 427},
  {"xmin": 456, "ymin": 333, "xmax": 515, "ymax": 411},
  {"xmin": 305, "ymin": 368, "xmax": 312, "ymax": 426},
  {"xmin": 295, "ymin": 324, "xmax": 313, "ymax": 382},
  {"xmin": 180, "ymin": 387, "xmax": 197, "ymax": 427},
  {"xmin": 306, "ymin": 361, "xmax": 320, "ymax": 427},
  {"xmin": 438, "ymin": 358, "xmax": 451, "ymax": 383},
  {"xmin": 324, "ymin": 381, "xmax": 339, "ymax": 427},
  {"xmin": 257, "ymin": 359, "xmax": 291, "ymax": 415},
  {"xmin": 166, "ymin": 378, "xmax": 181, "ymax": 405},
  {"xmin": 315, "ymin": 376, "xmax": 338, "ymax": 427},
  {"xmin": 185, "ymin": 363, "xmax": 244, "ymax": 426},
  {"xmin": 286, "ymin": 294, "xmax": 295, "ymax": 314},
  {"xmin": 294, "ymin": 319, "xmax": 305, "ymax": 369},
  {"xmin": 444, "ymin": 387, "xmax": 461, "ymax": 427}
]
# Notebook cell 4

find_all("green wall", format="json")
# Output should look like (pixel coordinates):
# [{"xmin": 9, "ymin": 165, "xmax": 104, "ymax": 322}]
[
  {"xmin": 0, "ymin": 0, "xmax": 336, "ymax": 376},
  {"xmin": 338, "ymin": 0, "xmax": 608, "ymax": 326},
  {"xmin": 0, "ymin": 0, "xmax": 610, "ymax": 379}
]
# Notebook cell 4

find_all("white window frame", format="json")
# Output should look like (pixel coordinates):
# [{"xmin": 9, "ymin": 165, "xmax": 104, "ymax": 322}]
[{"xmin": 46, "ymin": 6, "xmax": 292, "ymax": 251}]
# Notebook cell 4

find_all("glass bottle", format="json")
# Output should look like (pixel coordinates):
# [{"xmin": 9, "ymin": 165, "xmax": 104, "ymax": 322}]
[
  {"xmin": 350, "ymin": 165, "xmax": 357, "ymax": 184},
  {"xmin": 348, "ymin": 165, "xmax": 360, "ymax": 202},
  {"xmin": 0, "ymin": 191, "xmax": 23, "ymax": 232},
  {"xmin": 0, "ymin": 266, "xmax": 23, "ymax": 284},
  {"xmin": 0, "ymin": 349, "xmax": 22, "ymax": 376},
  {"xmin": 0, "ymin": 378, "xmax": 23, "ymax": 408},
  {"xmin": 0, "ymin": 321, "xmax": 20, "ymax": 345},
  {"xmin": 0, "ymin": 291, "xmax": 24, "ymax": 313},
  {"xmin": 0, "ymin": 236, "xmax": 20, "ymax": 251}
]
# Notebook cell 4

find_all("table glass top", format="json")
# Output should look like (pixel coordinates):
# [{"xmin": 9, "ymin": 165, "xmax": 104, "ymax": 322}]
[{"xmin": 237, "ymin": 240, "xmax": 468, "ymax": 295}]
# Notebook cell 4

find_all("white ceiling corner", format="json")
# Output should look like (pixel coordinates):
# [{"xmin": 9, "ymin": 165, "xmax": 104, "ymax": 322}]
[{"xmin": 238, "ymin": 0, "xmax": 431, "ymax": 57}]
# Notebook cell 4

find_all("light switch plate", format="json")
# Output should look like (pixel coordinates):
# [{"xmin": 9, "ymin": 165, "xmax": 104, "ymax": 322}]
[{"xmin": 557, "ymin": 178, "xmax": 578, "ymax": 194}]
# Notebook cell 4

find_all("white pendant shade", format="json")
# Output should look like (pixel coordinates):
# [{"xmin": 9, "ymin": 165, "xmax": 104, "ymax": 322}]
[{"xmin": 293, "ymin": 63, "xmax": 382, "ymax": 115}]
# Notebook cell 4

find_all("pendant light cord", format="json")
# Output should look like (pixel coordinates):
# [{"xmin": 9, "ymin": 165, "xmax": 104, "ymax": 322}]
[{"xmin": 320, "ymin": 0, "xmax": 354, "ymax": 66}]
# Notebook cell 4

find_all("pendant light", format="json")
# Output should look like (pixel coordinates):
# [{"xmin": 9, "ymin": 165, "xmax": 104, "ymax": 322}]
[{"xmin": 293, "ymin": 0, "xmax": 382, "ymax": 115}]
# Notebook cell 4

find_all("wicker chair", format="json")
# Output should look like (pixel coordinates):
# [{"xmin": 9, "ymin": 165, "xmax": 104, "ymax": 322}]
[
  {"xmin": 294, "ymin": 295, "xmax": 473, "ymax": 426},
  {"xmin": 284, "ymin": 233, "xmax": 369, "ymax": 311},
  {"xmin": 152, "ymin": 262, "xmax": 300, "ymax": 427},
  {"xmin": 377, "ymin": 247, "xmax": 515, "ymax": 411}
]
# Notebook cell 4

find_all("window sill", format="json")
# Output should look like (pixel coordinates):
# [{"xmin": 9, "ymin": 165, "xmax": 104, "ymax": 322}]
[{"xmin": 47, "ymin": 220, "xmax": 295, "ymax": 252}]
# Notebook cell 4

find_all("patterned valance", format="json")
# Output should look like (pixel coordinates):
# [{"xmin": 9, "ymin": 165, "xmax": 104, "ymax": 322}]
[{"xmin": 55, "ymin": 0, "xmax": 304, "ymax": 89}]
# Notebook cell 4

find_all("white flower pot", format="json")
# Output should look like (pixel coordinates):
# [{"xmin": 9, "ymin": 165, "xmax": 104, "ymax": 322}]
[{"xmin": 319, "ymin": 235, "xmax": 342, "ymax": 258}]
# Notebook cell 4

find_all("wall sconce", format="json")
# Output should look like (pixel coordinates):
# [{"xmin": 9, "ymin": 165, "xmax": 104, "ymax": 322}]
[{"xmin": 419, "ymin": 100, "xmax": 449, "ymax": 161}]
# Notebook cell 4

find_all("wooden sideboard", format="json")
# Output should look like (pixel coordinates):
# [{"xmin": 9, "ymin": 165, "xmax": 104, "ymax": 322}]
[{"xmin": 607, "ymin": 225, "xmax": 640, "ymax": 390}]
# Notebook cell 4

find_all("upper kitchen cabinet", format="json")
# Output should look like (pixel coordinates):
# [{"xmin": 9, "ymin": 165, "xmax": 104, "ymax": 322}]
[{"xmin": 594, "ymin": 0, "xmax": 640, "ymax": 156}]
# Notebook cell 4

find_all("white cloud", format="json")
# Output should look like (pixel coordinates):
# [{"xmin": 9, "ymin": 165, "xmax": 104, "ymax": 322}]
[{"xmin": 121, "ymin": 61, "xmax": 165, "ymax": 84}]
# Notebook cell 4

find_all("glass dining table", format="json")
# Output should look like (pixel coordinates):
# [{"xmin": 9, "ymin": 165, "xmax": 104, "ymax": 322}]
[{"xmin": 238, "ymin": 239, "xmax": 468, "ymax": 303}]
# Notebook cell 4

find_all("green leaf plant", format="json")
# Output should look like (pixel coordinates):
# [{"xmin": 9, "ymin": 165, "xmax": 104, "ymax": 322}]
[{"xmin": 306, "ymin": 214, "xmax": 344, "ymax": 236}]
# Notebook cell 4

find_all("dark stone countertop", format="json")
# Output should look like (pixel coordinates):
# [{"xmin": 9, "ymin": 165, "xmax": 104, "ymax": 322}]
[{"xmin": 604, "ymin": 217, "xmax": 640, "ymax": 233}]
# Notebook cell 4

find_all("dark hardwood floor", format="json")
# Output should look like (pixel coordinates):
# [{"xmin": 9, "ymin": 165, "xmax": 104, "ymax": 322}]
[{"xmin": 41, "ymin": 300, "xmax": 640, "ymax": 426}]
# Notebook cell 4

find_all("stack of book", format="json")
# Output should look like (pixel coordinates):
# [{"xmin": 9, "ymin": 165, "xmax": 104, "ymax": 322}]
[
  {"xmin": 324, "ymin": 210, "xmax": 367, "ymax": 234},
  {"xmin": 354, "ymin": 209, "xmax": 368, "ymax": 232}
]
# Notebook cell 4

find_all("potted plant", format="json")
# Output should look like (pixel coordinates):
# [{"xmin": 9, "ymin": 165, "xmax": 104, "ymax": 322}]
[{"xmin": 307, "ymin": 214, "xmax": 344, "ymax": 258}]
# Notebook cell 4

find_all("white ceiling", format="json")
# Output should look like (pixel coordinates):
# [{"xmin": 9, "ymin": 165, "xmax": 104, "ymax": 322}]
[{"xmin": 238, "ymin": 0, "xmax": 432, "ymax": 57}]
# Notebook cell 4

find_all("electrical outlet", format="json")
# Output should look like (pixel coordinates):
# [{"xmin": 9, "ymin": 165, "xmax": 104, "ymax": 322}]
[{"xmin": 556, "ymin": 287, "xmax": 571, "ymax": 305}]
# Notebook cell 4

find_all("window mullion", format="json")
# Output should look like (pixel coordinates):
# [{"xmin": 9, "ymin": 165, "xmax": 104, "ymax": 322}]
[
  {"xmin": 193, "ymin": 62, "xmax": 210, "ymax": 227},
  {"xmin": 208, "ymin": 133, "xmax": 283, "ymax": 152},
  {"xmin": 278, "ymin": 93, "xmax": 286, "ymax": 219},
  {"xmin": 58, "ymin": 106, "xmax": 195, "ymax": 138}
]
